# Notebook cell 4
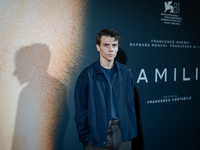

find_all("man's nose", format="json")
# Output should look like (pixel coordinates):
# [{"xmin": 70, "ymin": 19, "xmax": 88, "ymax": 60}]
[{"xmin": 108, "ymin": 45, "xmax": 113, "ymax": 52}]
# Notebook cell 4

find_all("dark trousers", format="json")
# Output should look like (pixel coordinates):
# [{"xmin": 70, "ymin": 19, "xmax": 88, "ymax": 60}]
[{"xmin": 85, "ymin": 124, "xmax": 132, "ymax": 150}]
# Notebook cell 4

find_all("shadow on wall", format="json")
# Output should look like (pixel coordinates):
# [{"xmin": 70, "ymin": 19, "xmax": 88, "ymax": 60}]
[
  {"xmin": 116, "ymin": 48, "xmax": 144, "ymax": 150},
  {"xmin": 115, "ymin": 47, "xmax": 127, "ymax": 65},
  {"xmin": 12, "ymin": 43, "xmax": 69, "ymax": 150},
  {"xmin": 132, "ymin": 87, "xmax": 144, "ymax": 150}
]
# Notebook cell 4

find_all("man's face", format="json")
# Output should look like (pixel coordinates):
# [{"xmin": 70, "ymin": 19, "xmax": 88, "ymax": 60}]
[{"xmin": 96, "ymin": 36, "xmax": 119, "ymax": 62}]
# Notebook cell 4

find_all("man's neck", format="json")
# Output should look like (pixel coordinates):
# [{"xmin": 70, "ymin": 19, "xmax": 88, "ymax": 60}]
[{"xmin": 100, "ymin": 58, "xmax": 114, "ymax": 69}]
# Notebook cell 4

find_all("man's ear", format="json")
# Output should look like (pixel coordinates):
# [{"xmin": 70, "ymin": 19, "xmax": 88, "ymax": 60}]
[{"xmin": 96, "ymin": 44, "xmax": 100, "ymax": 52}]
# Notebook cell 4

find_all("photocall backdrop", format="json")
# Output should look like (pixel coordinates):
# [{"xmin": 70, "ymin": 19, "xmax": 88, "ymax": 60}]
[
  {"xmin": 65, "ymin": 0, "xmax": 200, "ymax": 150},
  {"xmin": 0, "ymin": 0, "xmax": 200, "ymax": 150}
]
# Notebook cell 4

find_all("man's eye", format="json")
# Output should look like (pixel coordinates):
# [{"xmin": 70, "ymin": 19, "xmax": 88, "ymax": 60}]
[{"xmin": 113, "ymin": 44, "xmax": 117, "ymax": 47}]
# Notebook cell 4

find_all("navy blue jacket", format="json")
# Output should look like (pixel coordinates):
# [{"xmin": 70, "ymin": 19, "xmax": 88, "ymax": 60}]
[{"xmin": 74, "ymin": 59, "xmax": 137, "ymax": 148}]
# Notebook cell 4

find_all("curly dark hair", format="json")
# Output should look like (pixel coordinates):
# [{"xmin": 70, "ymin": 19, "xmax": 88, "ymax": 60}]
[{"xmin": 96, "ymin": 29, "xmax": 120, "ymax": 46}]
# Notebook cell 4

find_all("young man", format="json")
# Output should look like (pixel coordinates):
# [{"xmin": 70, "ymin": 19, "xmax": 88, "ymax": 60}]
[{"xmin": 74, "ymin": 29, "xmax": 137, "ymax": 150}]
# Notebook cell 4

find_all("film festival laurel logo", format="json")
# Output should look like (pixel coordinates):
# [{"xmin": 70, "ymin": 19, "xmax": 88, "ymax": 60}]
[{"xmin": 161, "ymin": 1, "xmax": 182, "ymax": 25}]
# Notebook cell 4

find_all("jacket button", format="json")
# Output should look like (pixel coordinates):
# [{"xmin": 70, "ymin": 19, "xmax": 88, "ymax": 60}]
[{"xmin": 103, "ymin": 142, "xmax": 106, "ymax": 144}]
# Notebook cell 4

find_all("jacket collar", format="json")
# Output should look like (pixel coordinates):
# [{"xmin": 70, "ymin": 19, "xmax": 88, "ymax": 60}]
[{"xmin": 95, "ymin": 58, "xmax": 121, "ymax": 75}]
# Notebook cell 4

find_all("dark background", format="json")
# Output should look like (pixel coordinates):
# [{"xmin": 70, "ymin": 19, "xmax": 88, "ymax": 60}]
[{"xmin": 64, "ymin": 0, "xmax": 200, "ymax": 149}]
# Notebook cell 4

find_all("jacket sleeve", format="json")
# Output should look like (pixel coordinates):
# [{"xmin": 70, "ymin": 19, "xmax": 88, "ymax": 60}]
[
  {"xmin": 74, "ymin": 75, "xmax": 89, "ymax": 147},
  {"xmin": 129, "ymin": 69, "xmax": 134, "ymax": 92}
]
